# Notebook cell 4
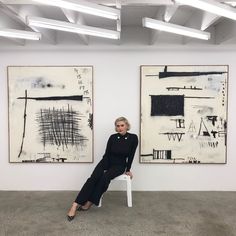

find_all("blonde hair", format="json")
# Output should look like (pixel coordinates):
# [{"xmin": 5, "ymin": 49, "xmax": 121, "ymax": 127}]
[{"xmin": 114, "ymin": 117, "xmax": 131, "ymax": 132}]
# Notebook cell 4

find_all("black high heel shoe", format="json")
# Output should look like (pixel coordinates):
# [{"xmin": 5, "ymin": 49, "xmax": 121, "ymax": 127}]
[
  {"xmin": 67, "ymin": 214, "xmax": 75, "ymax": 221},
  {"xmin": 77, "ymin": 205, "xmax": 89, "ymax": 211}
]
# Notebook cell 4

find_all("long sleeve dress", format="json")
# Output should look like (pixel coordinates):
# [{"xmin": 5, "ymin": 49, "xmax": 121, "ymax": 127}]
[{"xmin": 75, "ymin": 132, "xmax": 138, "ymax": 206}]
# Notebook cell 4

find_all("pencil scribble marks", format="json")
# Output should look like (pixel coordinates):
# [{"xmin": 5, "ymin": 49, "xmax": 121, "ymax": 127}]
[
  {"xmin": 36, "ymin": 153, "xmax": 52, "ymax": 162},
  {"xmin": 36, "ymin": 105, "xmax": 88, "ymax": 150},
  {"xmin": 171, "ymin": 119, "xmax": 185, "ymax": 128},
  {"xmin": 206, "ymin": 116, "xmax": 217, "ymax": 126},
  {"xmin": 188, "ymin": 157, "xmax": 201, "ymax": 163},
  {"xmin": 18, "ymin": 90, "xmax": 28, "ymax": 158},
  {"xmin": 31, "ymin": 77, "xmax": 65, "ymax": 89},
  {"xmin": 218, "ymin": 120, "xmax": 227, "ymax": 146},
  {"xmin": 32, "ymin": 77, "xmax": 53, "ymax": 89},
  {"xmin": 221, "ymin": 79, "xmax": 227, "ymax": 106},
  {"xmin": 199, "ymin": 141, "xmax": 219, "ymax": 148},
  {"xmin": 88, "ymin": 113, "xmax": 93, "ymax": 130},
  {"xmin": 188, "ymin": 120, "xmax": 196, "ymax": 133},
  {"xmin": 166, "ymin": 86, "xmax": 202, "ymax": 91},
  {"xmin": 21, "ymin": 153, "xmax": 68, "ymax": 163},
  {"xmin": 192, "ymin": 105, "xmax": 213, "ymax": 115},
  {"xmin": 185, "ymin": 96, "xmax": 214, "ymax": 99},
  {"xmin": 211, "ymin": 130, "xmax": 218, "ymax": 138},
  {"xmin": 160, "ymin": 132, "xmax": 185, "ymax": 141},
  {"xmin": 36, "ymin": 153, "xmax": 67, "ymax": 162},
  {"xmin": 198, "ymin": 118, "xmax": 210, "ymax": 137},
  {"xmin": 153, "ymin": 149, "xmax": 171, "ymax": 160}
]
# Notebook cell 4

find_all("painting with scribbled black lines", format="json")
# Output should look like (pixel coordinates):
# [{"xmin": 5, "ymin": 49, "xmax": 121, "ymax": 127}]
[
  {"xmin": 140, "ymin": 65, "xmax": 228, "ymax": 164},
  {"xmin": 8, "ymin": 66, "xmax": 93, "ymax": 163}
]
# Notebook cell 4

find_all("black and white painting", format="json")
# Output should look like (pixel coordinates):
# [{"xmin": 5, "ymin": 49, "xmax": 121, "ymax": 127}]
[
  {"xmin": 8, "ymin": 66, "xmax": 93, "ymax": 163},
  {"xmin": 140, "ymin": 65, "xmax": 228, "ymax": 164}
]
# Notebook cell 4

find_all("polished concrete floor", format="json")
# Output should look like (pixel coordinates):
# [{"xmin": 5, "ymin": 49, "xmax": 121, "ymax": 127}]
[{"xmin": 0, "ymin": 191, "xmax": 236, "ymax": 236}]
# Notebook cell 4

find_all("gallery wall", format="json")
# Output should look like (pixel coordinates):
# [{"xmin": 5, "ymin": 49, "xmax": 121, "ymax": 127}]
[{"xmin": 0, "ymin": 46, "xmax": 236, "ymax": 191}]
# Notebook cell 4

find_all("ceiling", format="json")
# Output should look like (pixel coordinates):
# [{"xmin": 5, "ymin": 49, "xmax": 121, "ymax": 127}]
[{"xmin": 1, "ymin": 0, "xmax": 236, "ymax": 47}]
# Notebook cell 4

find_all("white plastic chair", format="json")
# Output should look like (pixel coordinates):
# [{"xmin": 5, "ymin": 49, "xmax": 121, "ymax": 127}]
[{"xmin": 98, "ymin": 174, "xmax": 132, "ymax": 207}]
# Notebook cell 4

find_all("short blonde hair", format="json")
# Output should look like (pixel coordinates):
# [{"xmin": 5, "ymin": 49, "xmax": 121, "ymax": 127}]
[{"xmin": 114, "ymin": 117, "xmax": 131, "ymax": 132}]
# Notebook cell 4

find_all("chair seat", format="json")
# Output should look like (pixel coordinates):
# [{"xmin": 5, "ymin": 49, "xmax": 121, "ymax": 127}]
[{"xmin": 114, "ymin": 174, "xmax": 130, "ymax": 181}]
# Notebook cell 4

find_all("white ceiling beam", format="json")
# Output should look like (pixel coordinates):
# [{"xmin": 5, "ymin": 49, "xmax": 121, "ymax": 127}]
[
  {"xmin": 215, "ymin": 0, "xmax": 236, "ymax": 3},
  {"xmin": 1, "ymin": 0, "xmax": 235, "ymax": 5},
  {"xmin": 182, "ymin": 10, "xmax": 208, "ymax": 44},
  {"xmin": 215, "ymin": 18, "xmax": 236, "ymax": 44},
  {"xmin": 201, "ymin": 12, "xmax": 221, "ymax": 30},
  {"xmin": 0, "ymin": 3, "xmax": 56, "ymax": 44},
  {"xmin": 32, "ymin": 0, "xmax": 120, "ymax": 20},
  {"xmin": 99, "ymin": 0, "xmax": 174, "ymax": 5},
  {"xmin": 1, "ymin": 0, "xmax": 175, "ymax": 6},
  {"xmin": 116, "ymin": 0, "xmax": 121, "ymax": 32},
  {"xmin": 61, "ymin": 8, "xmax": 89, "ymax": 45},
  {"xmin": 16, "ymin": 5, "xmax": 57, "ymax": 44},
  {"xmin": 164, "ymin": 5, "xmax": 179, "ymax": 22},
  {"xmin": 0, "ymin": 8, "xmax": 25, "ymax": 45},
  {"xmin": 175, "ymin": 0, "xmax": 236, "ymax": 21},
  {"xmin": 0, "ymin": 6, "xmax": 22, "ymax": 29},
  {"xmin": 149, "ymin": 5, "xmax": 178, "ymax": 45},
  {"xmin": 149, "ymin": 7, "xmax": 165, "ymax": 45},
  {"xmin": 61, "ymin": 8, "xmax": 77, "ymax": 23},
  {"xmin": 116, "ymin": 0, "xmax": 121, "ymax": 45},
  {"xmin": 0, "ymin": 2, "xmax": 31, "ymax": 28}
]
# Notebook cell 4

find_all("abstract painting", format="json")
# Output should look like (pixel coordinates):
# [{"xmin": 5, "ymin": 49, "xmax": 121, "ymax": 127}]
[
  {"xmin": 140, "ymin": 65, "xmax": 228, "ymax": 164},
  {"xmin": 8, "ymin": 66, "xmax": 93, "ymax": 163}
]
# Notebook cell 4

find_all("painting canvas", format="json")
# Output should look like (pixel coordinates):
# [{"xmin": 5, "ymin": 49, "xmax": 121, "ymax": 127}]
[
  {"xmin": 140, "ymin": 65, "xmax": 228, "ymax": 164},
  {"xmin": 8, "ymin": 66, "xmax": 93, "ymax": 163}
]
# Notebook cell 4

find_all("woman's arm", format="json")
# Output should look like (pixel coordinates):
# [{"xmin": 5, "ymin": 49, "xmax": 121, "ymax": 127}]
[
  {"xmin": 125, "ymin": 134, "xmax": 138, "ymax": 172},
  {"xmin": 102, "ymin": 135, "xmax": 113, "ymax": 161}
]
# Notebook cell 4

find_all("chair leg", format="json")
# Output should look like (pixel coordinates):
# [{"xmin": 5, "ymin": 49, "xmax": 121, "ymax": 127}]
[
  {"xmin": 98, "ymin": 195, "xmax": 102, "ymax": 207},
  {"xmin": 126, "ymin": 177, "xmax": 132, "ymax": 207}
]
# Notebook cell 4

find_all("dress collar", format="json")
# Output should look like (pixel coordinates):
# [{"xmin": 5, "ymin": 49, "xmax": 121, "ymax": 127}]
[{"xmin": 117, "ymin": 132, "xmax": 129, "ymax": 139}]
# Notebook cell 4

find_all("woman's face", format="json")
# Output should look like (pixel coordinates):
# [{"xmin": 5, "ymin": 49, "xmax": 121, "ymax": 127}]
[{"xmin": 116, "ymin": 121, "xmax": 128, "ymax": 135}]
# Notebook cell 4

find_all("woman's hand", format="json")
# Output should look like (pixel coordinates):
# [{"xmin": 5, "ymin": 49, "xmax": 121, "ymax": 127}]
[{"xmin": 125, "ymin": 171, "xmax": 133, "ymax": 179}]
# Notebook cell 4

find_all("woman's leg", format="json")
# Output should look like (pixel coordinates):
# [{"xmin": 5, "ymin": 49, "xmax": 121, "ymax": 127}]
[
  {"xmin": 80, "ymin": 200, "xmax": 93, "ymax": 210},
  {"xmin": 74, "ymin": 159, "xmax": 108, "ymax": 205},
  {"xmin": 67, "ymin": 159, "xmax": 108, "ymax": 218},
  {"xmin": 88, "ymin": 165, "xmax": 125, "ymax": 206}
]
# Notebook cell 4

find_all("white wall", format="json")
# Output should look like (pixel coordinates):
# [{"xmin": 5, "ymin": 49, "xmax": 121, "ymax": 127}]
[{"xmin": 0, "ymin": 46, "xmax": 236, "ymax": 191}]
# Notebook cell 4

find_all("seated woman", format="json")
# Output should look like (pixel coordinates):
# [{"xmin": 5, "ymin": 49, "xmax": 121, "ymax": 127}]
[{"xmin": 67, "ymin": 117, "xmax": 138, "ymax": 221}]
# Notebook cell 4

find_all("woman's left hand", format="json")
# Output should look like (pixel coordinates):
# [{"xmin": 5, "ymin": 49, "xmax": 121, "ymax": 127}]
[{"xmin": 125, "ymin": 171, "xmax": 133, "ymax": 179}]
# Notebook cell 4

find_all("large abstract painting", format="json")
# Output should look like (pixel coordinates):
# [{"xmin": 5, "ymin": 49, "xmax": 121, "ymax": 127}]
[
  {"xmin": 140, "ymin": 65, "xmax": 228, "ymax": 164},
  {"xmin": 8, "ymin": 66, "xmax": 93, "ymax": 163}
]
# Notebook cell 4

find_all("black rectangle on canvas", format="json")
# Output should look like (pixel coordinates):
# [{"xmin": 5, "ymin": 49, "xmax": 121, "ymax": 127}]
[{"xmin": 151, "ymin": 95, "xmax": 184, "ymax": 116}]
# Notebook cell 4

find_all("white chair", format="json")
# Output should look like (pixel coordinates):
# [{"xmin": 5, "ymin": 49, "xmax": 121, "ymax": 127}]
[{"xmin": 98, "ymin": 174, "xmax": 132, "ymax": 207}]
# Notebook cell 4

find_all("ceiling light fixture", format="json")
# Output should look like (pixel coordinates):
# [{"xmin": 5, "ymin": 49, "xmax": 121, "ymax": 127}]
[
  {"xmin": 32, "ymin": 0, "xmax": 120, "ymax": 20},
  {"xmin": 225, "ymin": 1, "xmax": 236, "ymax": 7},
  {"xmin": 27, "ymin": 16, "xmax": 120, "ymax": 39},
  {"xmin": 0, "ymin": 28, "xmax": 41, "ymax": 40},
  {"xmin": 175, "ymin": 0, "xmax": 236, "ymax": 21},
  {"xmin": 142, "ymin": 17, "xmax": 210, "ymax": 40}
]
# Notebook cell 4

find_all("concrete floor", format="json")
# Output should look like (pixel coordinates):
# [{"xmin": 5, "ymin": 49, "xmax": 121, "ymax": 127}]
[{"xmin": 0, "ymin": 191, "xmax": 236, "ymax": 236}]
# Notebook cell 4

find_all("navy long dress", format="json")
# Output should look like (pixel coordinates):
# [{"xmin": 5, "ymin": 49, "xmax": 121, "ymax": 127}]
[{"xmin": 75, "ymin": 132, "xmax": 138, "ymax": 206}]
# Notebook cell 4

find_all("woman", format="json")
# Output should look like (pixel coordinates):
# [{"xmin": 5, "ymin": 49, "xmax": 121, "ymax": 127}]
[{"xmin": 67, "ymin": 117, "xmax": 138, "ymax": 221}]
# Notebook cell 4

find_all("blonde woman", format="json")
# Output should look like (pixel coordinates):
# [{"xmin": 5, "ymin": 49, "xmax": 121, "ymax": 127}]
[{"xmin": 67, "ymin": 117, "xmax": 138, "ymax": 221}]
